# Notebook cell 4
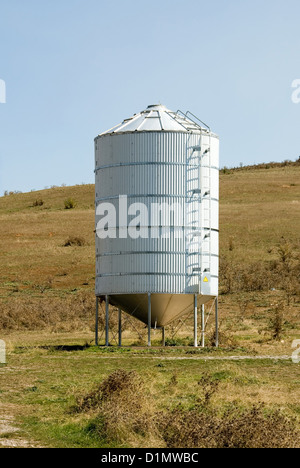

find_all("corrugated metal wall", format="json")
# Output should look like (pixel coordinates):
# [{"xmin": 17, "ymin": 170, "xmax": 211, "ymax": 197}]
[{"xmin": 95, "ymin": 130, "xmax": 219, "ymax": 298}]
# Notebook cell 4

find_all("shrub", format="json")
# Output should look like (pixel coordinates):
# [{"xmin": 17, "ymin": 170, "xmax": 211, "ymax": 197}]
[
  {"xmin": 74, "ymin": 370, "xmax": 159, "ymax": 447},
  {"xmin": 207, "ymin": 324, "xmax": 238, "ymax": 348},
  {"xmin": 157, "ymin": 408, "xmax": 217, "ymax": 448},
  {"xmin": 197, "ymin": 373, "xmax": 220, "ymax": 406},
  {"xmin": 215, "ymin": 404, "xmax": 299, "ymax": 449},
  {"xmin": 221, "ymin": 166, "xmax": 232, "ymax": 175},
  {"xmin": 165, "ymin": 337, "xmax": 194, "ymax": 347},
  {"xmin": 268, "ymin": 302, "xmax": 285, "ymax": 341},
  {"xmin": 157, "ymin": 403, "xmax": 300, "ymax": 448},
  {"xmin": 64, "ymin": 198, "xmax": 76, "ymax": 210},
  {"xmin": 32, "ymin": 199, "xmax": 44, "ymax": 207},
  {"xmin": 63, "ymin": 236, "xmax": 86, "ymax": 247}
]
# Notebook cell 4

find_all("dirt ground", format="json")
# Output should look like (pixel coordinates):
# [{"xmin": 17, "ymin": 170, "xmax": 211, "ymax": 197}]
[{"xmin": 0, "ymin": 403, "xmax": 42, "ymax": 448}]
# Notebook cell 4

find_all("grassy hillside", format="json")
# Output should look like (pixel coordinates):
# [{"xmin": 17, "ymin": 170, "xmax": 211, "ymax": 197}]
[
  {"xmin": 0, "ymin": 185, "xmax": 95, "ymax": 297},
  {"xmin": 0, "ymin": 165, "xmax": 299, "ymax": 297},
  {"xmin": 220, "ymin": 165, "xmax": 300, "ymax": 263},
  {"xmin": 0, "ymin": 163, "xmax": 298, "ymax": 348}
]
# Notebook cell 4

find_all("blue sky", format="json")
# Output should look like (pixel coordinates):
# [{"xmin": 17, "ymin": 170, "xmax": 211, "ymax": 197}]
[{"xmin": 0, "ymin": 0, "xmax": 300, "ymax": 194}]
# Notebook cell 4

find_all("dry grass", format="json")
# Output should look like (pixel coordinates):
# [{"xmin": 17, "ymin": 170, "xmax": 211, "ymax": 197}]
[
  {"xmin": 63, "ymin": 236, "xmax": 86, "ymax": 247},
  {"xmin": 158, "ymin": 404, "xmax": 300, "ymax": 448},
  {"xmin": 220, "ymin": 166, "xmax": 300, "ymax": 264},
  {"xmin": 73, "ymin": 370, "xmax": 161, "ymax": 447},
  {"xmin": 73, "ymin": 370, "xmax": 300, "ymax": 448},
  {"xmin": 0, "ymin": 292, "xmax": 95, "ymax": 332},
  {"xmin": 0, "ymin": 329, "xmax": 299, "ymax": 448}
]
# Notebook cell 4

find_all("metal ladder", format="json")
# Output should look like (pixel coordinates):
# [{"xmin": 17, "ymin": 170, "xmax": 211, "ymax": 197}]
[
  {"xmin": 185, "ymin": 136, "xmax": 202, "ymax": 292},
  {"xmin": 201, "ymin": 132, "xmax": 212, "ymax": 285}
]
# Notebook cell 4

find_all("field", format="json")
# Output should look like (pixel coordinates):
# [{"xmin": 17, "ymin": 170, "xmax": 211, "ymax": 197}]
[{"xmin": 0, "ymin": 163, "xmax": 299, "ymax": 448}]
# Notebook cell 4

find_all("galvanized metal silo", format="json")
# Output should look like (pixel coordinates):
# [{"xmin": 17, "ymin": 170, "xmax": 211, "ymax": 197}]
[{"xmin": 95, "ymin": 104, "xmax": 219, "ymax": 347}]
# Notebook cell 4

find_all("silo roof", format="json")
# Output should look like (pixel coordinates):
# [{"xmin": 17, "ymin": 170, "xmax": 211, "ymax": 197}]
[{"xmin": 99, "ymin": 104, "xmax": 210, "ymax": 136}]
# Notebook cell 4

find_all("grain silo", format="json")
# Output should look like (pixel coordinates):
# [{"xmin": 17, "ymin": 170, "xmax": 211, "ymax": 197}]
[{"xmin": 95, "ymin": 104, "xmax": 219, "ymax": 347}]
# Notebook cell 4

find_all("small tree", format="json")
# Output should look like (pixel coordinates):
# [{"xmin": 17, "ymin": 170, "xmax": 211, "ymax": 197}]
[{"xmin": 269, "ymin": 302, "xmax": 285, "ymax": 341}]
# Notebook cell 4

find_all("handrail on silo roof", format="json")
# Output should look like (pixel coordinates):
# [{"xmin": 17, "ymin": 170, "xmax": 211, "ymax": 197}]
[
  {"xmin": 164, "ymin": 110, "xmax": 191, "ymax": 132},
  {"xmin": 174, "ymin": 110, "xmax": 211, "ymax": 132},
  {"xmin": 185, "ymin": 111, "xmax": 211, "ymax": 132}
]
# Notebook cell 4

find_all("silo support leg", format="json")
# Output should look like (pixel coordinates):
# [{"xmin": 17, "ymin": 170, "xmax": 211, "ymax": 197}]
[
  {"xmin": 194, "ymin": 294, "xmax": 198, "ymax": 348},
  {"xmin": 215, "ymin": 297, "xmax": 219, "ymax": 348},
  {"xmin": 148, "ymin": 293, "xmax": 151, "ymax": 347},
  {"xmin": 201, "ymin": 304, "xmax": 205, "ymax": 348},
  {"xmin": 95, "ymin": 297, "xmax": 99, "ymax": 346},
  {"xmin": 162, "ymin": 327, "xmax": 165, "ymax": 347},
  {"xmin": 105, "ymin": 295, "xmax": 109, "ymax": 347},
  {"xmin": 118, "ymin": 308, "xmax": 122, "ymax": 347}
]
